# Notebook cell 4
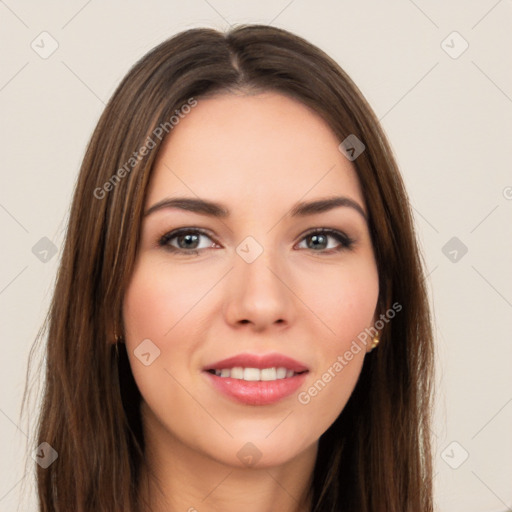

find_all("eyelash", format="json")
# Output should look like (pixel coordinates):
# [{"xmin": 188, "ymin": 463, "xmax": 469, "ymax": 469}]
[{"xmin": 157, "ymin": 227, "xmax": 355, "ymax": 255}]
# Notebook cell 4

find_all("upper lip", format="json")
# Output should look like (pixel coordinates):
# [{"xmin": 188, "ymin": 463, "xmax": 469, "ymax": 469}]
[{"xmin": 204, "ymin": 352, "xmax": 309, "ymax": 372}]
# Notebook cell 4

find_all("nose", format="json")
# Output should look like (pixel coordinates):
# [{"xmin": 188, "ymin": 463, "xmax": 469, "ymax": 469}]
[{"xmin": 223, "ymin": 243, "xmax": 296, "ymax": 332}]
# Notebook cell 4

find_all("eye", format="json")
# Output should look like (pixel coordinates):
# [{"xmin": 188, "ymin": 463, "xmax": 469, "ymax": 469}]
[
  {"xmin": 158, "ymin": 227, "xmax": 355, "ymax": 255},
  {"xmin": 296, "ymin": 229, "xmax": 354, "ymax": 253},
  {"xmin": 158, "ymin": 228, "xmax": 218, "ymax": 254}
]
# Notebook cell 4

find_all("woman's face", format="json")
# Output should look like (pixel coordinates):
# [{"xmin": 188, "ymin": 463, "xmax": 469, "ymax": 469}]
[{"xmin": 123, "ymin": 91, "xmax": 379, "ymax": 469}]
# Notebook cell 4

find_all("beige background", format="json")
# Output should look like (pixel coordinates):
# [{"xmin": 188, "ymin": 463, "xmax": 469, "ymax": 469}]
[{"xmin": 1, "ymin": 1, "xmax": 511, "ymax": 511}]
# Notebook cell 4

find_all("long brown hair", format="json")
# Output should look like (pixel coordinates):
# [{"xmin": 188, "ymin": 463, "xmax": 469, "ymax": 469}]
[{"xmin": 22, "ymin": 24, "xmax": 435, "ymax": 512}]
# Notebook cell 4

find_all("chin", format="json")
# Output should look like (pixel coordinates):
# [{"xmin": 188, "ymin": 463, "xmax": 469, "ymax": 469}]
[{"xmin": 211, "ymin": 433, "xmax": 315, "ymax": 470}]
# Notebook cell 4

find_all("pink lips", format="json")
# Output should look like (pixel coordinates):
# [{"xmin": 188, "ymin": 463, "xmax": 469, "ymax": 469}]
[
  {"xmin": 203, "ymin": 352, "xmax": 309, "ymax": 406},
  {"xmin": 204, "ymin": 352, "xmax": 309, "ymax": 373}
]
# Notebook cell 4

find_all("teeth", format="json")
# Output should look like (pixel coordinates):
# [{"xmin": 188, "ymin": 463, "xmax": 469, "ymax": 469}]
[
  {"xmin": 231, "ymin": 367, "xmax": 244, "ymax": 379},
  {"xmin": 212, "ymin": 366, "xmax": 299, "ymax": 381},
  {"xmin": 276, "ymin": 367, "xmax": 287, "ymax": 379},
  {"xmin": 260, "ymin": 368, "xmax": 277, "ymax": 381},
  {"xmin": 243, "ymin": 367, "xmax": 260, "ymax": 381}
]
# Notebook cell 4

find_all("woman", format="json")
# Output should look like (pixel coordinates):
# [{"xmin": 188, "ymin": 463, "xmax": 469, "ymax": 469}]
[{"xmin": 24, "ymin": 24, "xmax": 435, "ymax": 512}]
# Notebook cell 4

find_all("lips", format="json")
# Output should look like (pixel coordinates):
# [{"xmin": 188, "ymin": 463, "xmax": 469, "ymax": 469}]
[
  {"xmin": 203, "ymin": 352, "xmax": 309, "ymax": 406},
  {"xmin": 203, "ymin": 353, "xmax": 309, "ymax": 373}
]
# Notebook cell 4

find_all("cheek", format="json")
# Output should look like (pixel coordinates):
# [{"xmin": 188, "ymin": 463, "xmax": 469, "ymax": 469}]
[
  {"xmin": 123, "ymin": 258, "xmax": 211, "ymax": 341},
  {"xmin": 123, "ymin": 268, "xmax": 172, "ymax": 340},
  {"xmin": 331, "ymin": 276, "xmax": 379, "ymax": 342},
  {"xmin": 293, "ymin": 258, "xmax": 378, "ymax": 425},
  {"xmin": 122, "ymin": 260, "xmax": 203, "ymax": 415},
  {"xmin": 121, "ymin": 260, "xmax": 198, "ymax": 394},
  {"xmin": 300, "ymin": 257, "xmax": 379, "ymax": 344}
]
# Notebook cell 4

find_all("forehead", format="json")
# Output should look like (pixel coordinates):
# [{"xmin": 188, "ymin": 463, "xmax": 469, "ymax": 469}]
[{"xmin": 146, "ymin": 92, "xmax": 364, "ymax": 212}]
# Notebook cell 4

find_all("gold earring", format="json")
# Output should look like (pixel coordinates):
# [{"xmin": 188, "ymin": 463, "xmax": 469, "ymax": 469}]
[
  {"xmin": 369, "ymin": 333, "xmax": 380, "ymax": 352},
  {"xmin": 113, "ymin": 331, "xmax": 123, "ymax": 360}
]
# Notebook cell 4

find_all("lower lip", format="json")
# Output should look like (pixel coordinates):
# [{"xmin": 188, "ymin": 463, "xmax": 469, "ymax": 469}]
[{"xmin": 203, "ymin": 371, "xmax": 308, "ymax": 406}]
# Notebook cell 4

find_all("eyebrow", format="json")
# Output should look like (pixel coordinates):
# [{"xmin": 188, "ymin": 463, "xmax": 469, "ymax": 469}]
[{"xmin": 144, "ymin": 196, "xmax": 367, "ymax": 221}]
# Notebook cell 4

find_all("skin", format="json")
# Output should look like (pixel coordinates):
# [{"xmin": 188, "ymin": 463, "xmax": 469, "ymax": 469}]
[{"xmin": 122, "ymin": 91, "xmax": 380, "ymax": 512}]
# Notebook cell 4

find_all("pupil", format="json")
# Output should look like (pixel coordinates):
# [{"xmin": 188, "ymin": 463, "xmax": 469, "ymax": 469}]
[
  {"xmin": 309, "ymin": 234, "xmax": 326, "ymax": 250},
  {"xmin": 179, "ymin": 233, "xmax": 199, "ymax": 249}
]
